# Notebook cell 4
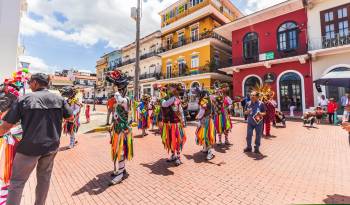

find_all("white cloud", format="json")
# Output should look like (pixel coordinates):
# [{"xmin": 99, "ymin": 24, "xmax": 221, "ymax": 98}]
[
  {"xmin": 19, "ymin": 55, "xmax": 54, "ymax": 74},
  {"xmin": 242, "ymin": 0, "xmax": 287, "ymax": 14},
  {"xmin": 20, "ymin": 0, "xmax": 287, "ymax": 49},
  {"xmin": 20, "ymin": 0, "xmax": 178, "ymax": 48}
]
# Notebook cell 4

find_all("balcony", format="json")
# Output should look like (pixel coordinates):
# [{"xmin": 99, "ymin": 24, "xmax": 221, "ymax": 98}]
[
  {"xmin": 139, "ymin": 72, "xmax": 161, "ymax": 80},
  {"xmin": 161, "ymin": 61, "xmax": 231, "ymax": 79},
  {"xmin": 308, "ymin": 34, "xmax": 350, "ymax": 51},
  {"xmin": 232, "ymin": 48, "xmax": 307, "ymax": 66},
  {"xmin": 140, "ymin": 50, "xmax": 162, "ymax": 60},
  {"xmin": 161, "ymin": 31, "xmax": 231, "ymax": 52}
]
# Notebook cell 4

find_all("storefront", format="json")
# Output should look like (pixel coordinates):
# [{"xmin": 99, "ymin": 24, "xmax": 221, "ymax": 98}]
[{"xmin": 232, "ymin": 60, "xmax": 314, "ymax": 112}]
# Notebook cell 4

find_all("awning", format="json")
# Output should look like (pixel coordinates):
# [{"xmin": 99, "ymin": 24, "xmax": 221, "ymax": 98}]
[{"xmin": 314, "ymin": 71, "xmax": 350, "ymax": 87}]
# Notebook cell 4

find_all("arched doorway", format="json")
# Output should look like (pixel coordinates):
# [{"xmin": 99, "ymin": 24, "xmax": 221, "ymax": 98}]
[
  {"xmin": 324, "ymin": 67, "xmax": 350, "ymax": 113},
  {"xmin": 243, "ymin": 76, "xmax": 261, "ymax": 96},
  {"xmin": 279, "ymin": 72, "xmax": 302, "ymax": 112}
]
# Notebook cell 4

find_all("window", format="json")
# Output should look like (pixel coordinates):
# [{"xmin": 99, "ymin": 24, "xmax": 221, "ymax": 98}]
[
  {"xmin": 243, "ymin": 32, "xmax": 259, "ymax": 61},
  {"xmin": 166, "ymin": 62, "xmax": 172, "ymax": 78},
  {"xmin": 338, "ymin": 8, "xmax": 348, "ymax": 19},
  {"xmin": 191, "ymin": 27, "xmax": 199, "ymax": 42},
  {"xmin": 325, "ymin": 11, "xmax": 334, "ymax": 22},
  {"xmin": 191, "ymin": 0, "xmax": 203, "ymax": 7},
  {"xmin": 178, "ymin": 59, "xmax": 186, "ymax": 76},
  {"xmin": 321, "ymin": 4, "xmax": 350, "ymax": 41},
  {"xmin": 214, "ymin": 52, "xmax": 220, "ymax": 67},
  {"xmin": 191, "ymin": 55, "xmax": 199, "ymax": 68},
  {"xmin": 278, "ymin": 22, "xmax": 298, "ymax": 51},
  {"xmin": 339, "ymin": 21, "xmax": 349, "ymax": 37},
  {"xmin": 178, "ymin": 32, "xmax": 185, "ymax": 46}
]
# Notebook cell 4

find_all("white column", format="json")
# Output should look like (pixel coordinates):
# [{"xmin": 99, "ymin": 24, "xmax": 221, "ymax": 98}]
[{"xmin": 0, "ymin": 0, "xmax": 21, "ymax": 81}]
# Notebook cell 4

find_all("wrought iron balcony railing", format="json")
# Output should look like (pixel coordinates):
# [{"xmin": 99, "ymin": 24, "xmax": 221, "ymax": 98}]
[
  {"xmin": 161, "ymin": 31, "xmax": 231, "ymax": 52},
  {"xmin": 308, "ymin": 34, "xmax": 350, "ymax": 51}
]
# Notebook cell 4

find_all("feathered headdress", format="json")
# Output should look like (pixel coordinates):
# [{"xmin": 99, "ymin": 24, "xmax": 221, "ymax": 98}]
[
  {"xmin": 105, "ymin": 70, "xmax": 129, "ymax": 89},
  {"xmin": 252, "ymin": 84, "xmax": 273, "ymax": 101},
  {"xmin": 59, "ymin": 86, "xmax": 78, "ymax": 99},
  {"xmin": 141, "ymin": 94, "xmax": 151, "ymax": 102}
]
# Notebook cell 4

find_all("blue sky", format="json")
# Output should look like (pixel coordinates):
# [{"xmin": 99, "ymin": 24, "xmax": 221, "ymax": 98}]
[{"xmin": 19, "ymin": 0, "xmax": 285, "ymax": 73}]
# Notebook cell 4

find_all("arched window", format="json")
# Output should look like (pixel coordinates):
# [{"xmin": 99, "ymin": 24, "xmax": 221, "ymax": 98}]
[
  {"xmin": 244, "ymin": 76, "xmax": 260, "ymax": 96},
  {"xmin": 278, "ymin": 22, "xmax": 298, "ymax": 51},
  {"xmin": 279, "ymin": 72, "xmax": 302, "ymax": 111},
  {"xmin": 243, "ymin": 32, "xmax": 259, "ymax": 62}
]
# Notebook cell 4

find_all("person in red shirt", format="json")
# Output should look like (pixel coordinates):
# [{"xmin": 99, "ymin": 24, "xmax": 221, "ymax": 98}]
[
  {"xmin": 85, "ymin": 104, "xmax": 90, "ymax": 123},
  {"xmin": 106, "ymin": 96, "xmax": 116, "ymax": 125},
  {"xmin": 327, "ymin": 98, "xmax": 338, "ymax": 124}
]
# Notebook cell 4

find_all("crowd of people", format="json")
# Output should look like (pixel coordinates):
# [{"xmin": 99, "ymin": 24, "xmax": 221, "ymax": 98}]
[{"xmin": 0, "ymin": 69, "xmax": 349, "ymax": 205}]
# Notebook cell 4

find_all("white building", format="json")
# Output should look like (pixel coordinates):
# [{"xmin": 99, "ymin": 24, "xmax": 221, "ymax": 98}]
[
  {"xmin": 0, "ymin": 0, "xmax": 27, "ymax": 81},
  {"xmin": 307, "ymin": 0, "xmax": 350, "ymax": 107},
  {"xmin": 118, "ymin": 31, "xmax": 162, "ymax": 98}
]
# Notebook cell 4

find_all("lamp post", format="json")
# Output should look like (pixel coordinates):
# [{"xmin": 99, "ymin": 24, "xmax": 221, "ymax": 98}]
[
  {"xmin": 132, "ymin": 0, "xmax": 141, "ymax": 101},
  {"xmin": 93, "ymin": 82, "xmax": 96, "ymax": 111}
]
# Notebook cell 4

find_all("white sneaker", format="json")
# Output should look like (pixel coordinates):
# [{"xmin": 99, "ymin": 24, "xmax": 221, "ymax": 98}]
[
  {"xmin": 206, "ymin": 149, "xmax": 215, "ymax": 160},
  {"xmin": 166, "ymin": 154, "xmax": 177, "ymax": 162},
  {"xmin": 175, "ymin": 158, "xmax": 182, "ymax": 166}
]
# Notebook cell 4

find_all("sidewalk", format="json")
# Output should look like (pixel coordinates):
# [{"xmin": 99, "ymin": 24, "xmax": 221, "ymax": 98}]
[{"xmin": 19, "ymin": 120, "xmax": 350, "ymax": 205}]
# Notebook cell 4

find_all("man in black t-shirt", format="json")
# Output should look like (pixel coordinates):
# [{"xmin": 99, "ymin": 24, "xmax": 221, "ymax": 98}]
[{"xmin": 0, "ymin": 73, "xmax": 72, "ymax": 205}]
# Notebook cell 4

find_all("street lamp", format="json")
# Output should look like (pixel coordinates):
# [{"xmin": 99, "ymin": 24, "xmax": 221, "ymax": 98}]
[
  {"xmin": 131, "ymin": 0, "xmax": 141, "ymax": 101},
  {"xmin": 93, "ymin": 82, "xmax": 96, "ymax": 111}
]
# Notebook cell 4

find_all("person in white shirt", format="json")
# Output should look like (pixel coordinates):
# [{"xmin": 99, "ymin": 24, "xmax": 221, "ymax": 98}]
[{"xmin": 318, "ymin": 95, "xmax": 328, "ymax": 111}]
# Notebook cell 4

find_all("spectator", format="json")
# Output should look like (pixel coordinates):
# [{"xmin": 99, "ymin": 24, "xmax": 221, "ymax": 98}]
[
  {"xmin": 289, "ymin": 98, "xmax": 296, "ymax": 117},
  {"xmin": 318, "ymin": 95, "xmax": 328, "ymax": 111},
  {"xmin": 327, "ymin": 98, "xmax": 338, "ymax": 124},
  {"xmin": 106, "ymin": 95, "xmax": 116, "ymax": 125},
  {"xmin": 341, "ymin": 93, "xmax": 349, "ymax": 109},
  {"xmin": 263, "ymin": 92, "xmax": 276, "ymax": 137},
  {"xmin": 85, "ymin": 104, "xmax": 90, "ymax": 123},
  {"xmin": 241, "ymin": 94, "xmax": 250, "ymax": 121},
  {"xmin": 244, "ymin": 91, "xmax": 266, "ymax": 155},
  {"xmin": 0, "ymin": 73, "xmax": 72, "ymax": 205}
]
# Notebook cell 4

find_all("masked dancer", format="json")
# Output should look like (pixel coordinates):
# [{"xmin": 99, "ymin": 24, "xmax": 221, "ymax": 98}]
[
  {"xmin": 212, "ymin": 83, "xmax": 232, "ymax": 145},
  {"xmin": 193, "ymin": 87, "xmax": 215, "ymax": 160},
  {"xmin": 0, "ymin": 81, "xmax": 22, "ymax": 204},
  {"xmin": 160, "ymin": 83, "xmax": 186, "ymax": 166},
  {"xmin": 138, "ymin": 94, "xmax": 151, "ymax": 137},
  {"xmin": 60, "ymin": 86, "xmax": 81, "ymax": 149},
  {"xmin": 106, "ymin": 70, "xmax": 133, "ymax": 185}
]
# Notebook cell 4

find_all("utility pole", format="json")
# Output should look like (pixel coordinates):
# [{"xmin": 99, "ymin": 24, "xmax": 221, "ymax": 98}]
[{"xmin": 134, "ymin": 0, "xmax": 141, "ymax": 101}]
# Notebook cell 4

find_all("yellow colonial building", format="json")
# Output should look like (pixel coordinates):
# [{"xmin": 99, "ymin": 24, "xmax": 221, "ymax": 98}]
[{"xmin": 158, "ymin": 0, "xmax": 242, "ymax": 90}]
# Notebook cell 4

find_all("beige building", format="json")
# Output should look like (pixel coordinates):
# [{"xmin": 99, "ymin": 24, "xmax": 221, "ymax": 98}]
[
  {"xmin": 117, "ymin": 31, "xmax": 162, "ymax": 98},
  {"xmin": 307, "ymin": 0, "xmax": 350, "ymax": 106}
]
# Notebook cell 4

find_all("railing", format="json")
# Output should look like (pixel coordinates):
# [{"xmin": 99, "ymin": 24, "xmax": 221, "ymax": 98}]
[
  {"xmin": 161, "ymin": 31, "xmax": 231, "ymax": 52},
  {"xmin": 161, "ymin": 0, "xmax": 235, "ymax": 28},
  {"xmin": 139, "ymin": 72, "xmax": 161, "ymax": 80},
  {"xmin": 232, "ymin": 48, "xmax": 307, "ymax": 66},
  {"xmin": 160, "ymin": 61, "xmax": 231, "ymax": 79},
  {"xmin": 308, "ymin": 34, "xmax": 350, "ymax": 51},
  {"xmin": 140, "ymin": 50, "xmax": 162, "ymax": 60}
]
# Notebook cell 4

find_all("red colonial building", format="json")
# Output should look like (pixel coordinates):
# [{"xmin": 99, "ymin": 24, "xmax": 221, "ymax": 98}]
[{"xmin": 215, "ymin": 0, "xmax": 313, "ymax": 114}]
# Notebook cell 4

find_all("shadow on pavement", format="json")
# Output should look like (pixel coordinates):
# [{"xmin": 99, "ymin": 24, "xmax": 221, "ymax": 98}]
[
  {"xmin": 323, "ymin": 194, "xmax": 350, "ymax": 204},
  {"xmin": 244, "ymin": 152, "xmax": 267, "ymax": 161},
  {"xmin": 183, "ymin": 152, "xmax": 225, "ymax": 166},
  {"xmin": 58, "ymin": 146, "xmax": 70, "ymax": 152},
  {"xmin": 72, "ymin": 171, "xmax": 114, "ymax": 196},
  {"xmin": 262, "ymin": 135, "xmax": 277, "ymax": 140},
  {"xmin": 214, "ymin": 144, "xmax": 232, "ymax": 153},
  {"xmin": 140, "ymin": 159, "xmax": 175, "ymax": 176}
]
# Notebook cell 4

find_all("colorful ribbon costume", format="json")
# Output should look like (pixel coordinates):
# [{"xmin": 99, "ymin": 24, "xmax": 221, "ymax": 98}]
[
  {"xmin": 160, "ymin": 83, "xmax": 186, "ymax": 166},
  {"xmin": 193, "ymin": 87, "xmax": 216, "ymax": 160},
  {"xmin": 60, "ymin": 87, "xmax": 81, "ymax": 148},
  {"xmin": 212, "ymin": 83, "xmax": 232, "ymax": 145},
  {"xmin": 105, "ymin": 70, "xmax": 133, "ymax": 185},
  {"xmin": 0, "ymin": 78, "xmax": 25, "ymax": 204}
]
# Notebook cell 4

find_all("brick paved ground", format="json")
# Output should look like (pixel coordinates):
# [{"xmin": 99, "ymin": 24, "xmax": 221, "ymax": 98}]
[{"xmin": 20, "ymin": 119, "xmax": 350, "ymax": 205}]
